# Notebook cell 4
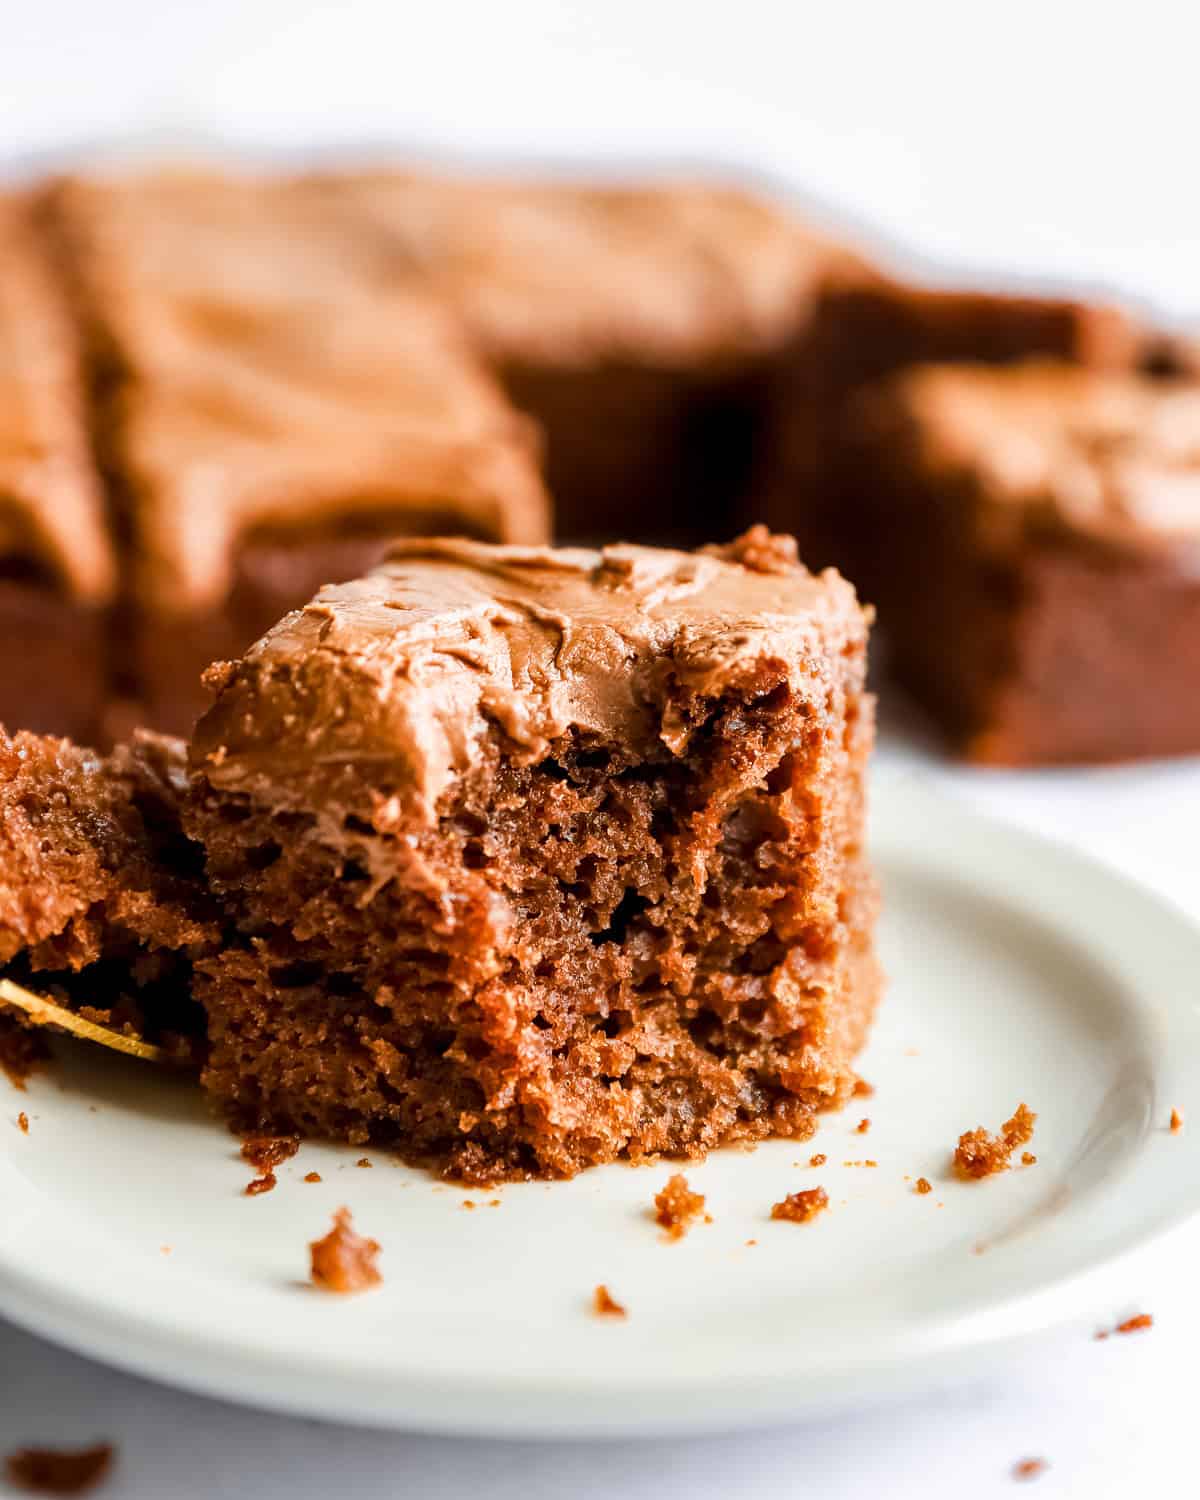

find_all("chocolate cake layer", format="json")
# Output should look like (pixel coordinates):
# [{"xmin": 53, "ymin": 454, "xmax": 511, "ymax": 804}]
[
  {"xmin": 843, "ymin": 360, "xmax": 1200, "ymax": 763},
  {"xmin": 0, "ymin": 195, "xmax": 115, "ymax": 741},
  {"xmin": 45, "ymin": 171, "xmax": 551, "ymax": 735},
  {"xmin": 317, "ymin": 170, "xmax": 869, "ymax": 542},
  {"xmin": 186, "ymin": 529, "xmax": 879, "ymax": 1181}
]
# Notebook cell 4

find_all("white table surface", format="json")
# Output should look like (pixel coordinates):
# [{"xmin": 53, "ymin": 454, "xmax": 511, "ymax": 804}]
[{"xmin": 3, "ymin": 732, "xmax": 1198, "ymax": 1500}]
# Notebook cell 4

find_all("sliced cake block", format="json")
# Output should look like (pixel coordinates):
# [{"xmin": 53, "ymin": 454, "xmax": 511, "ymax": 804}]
[
  {"xmin": 844, "ymin": 360, "xmax": 1200, "ymax": 764},
  {"xmin": 43, "ymin": 170, "xmax": 550, "ymax": 735},
  {"xmin": 315, "ymin": 168, "xmax": 869, "ymax": 543},
  {"xmin": 185, "ymin": 529, "xmax": 879, "ymax": 1182},
  {"xmin": 761, "ymin": 268, "xmax": 1159, "ymax": 578},
  {"xmin": 0, "ymin": 194, "xmax": 115, "ymax": 742}
]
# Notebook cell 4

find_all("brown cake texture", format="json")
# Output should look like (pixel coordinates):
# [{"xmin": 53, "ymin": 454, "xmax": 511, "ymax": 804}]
[
  {"xmin": 0, "ymin": 727, "xmax": 214, "ymax": 1050},
  {"xmin": 316, "ymin": 169, "xmax": 868, "ymax": 543},
  {"xmin": 184, "ymin": 528, "xmax": 879, "ymax": 1182},
  {"xmin": 0, "ymin": 194, "xmax": 115, "ymax": 743},
  {"xmin": 843, "ymin": 360, "xmax": 1200, "ymax": 763},
  {"xmin": 43, "ymin": 170, "xmax": 550, "ymax": 736}
]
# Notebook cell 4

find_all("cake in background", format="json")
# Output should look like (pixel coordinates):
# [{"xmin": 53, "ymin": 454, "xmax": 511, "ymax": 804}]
[
  {"xmin": 0, "ymin": 157, "xmax": 1195, "ymax": 766},
  {"xmin": 41, "ymin": 171, "xmax": 550, "ymax": 735},
  {"xmin": 0, "ymin": 194, "xmax": 114, "ymax": 743},
  {"xmin": 311, "ymin": 170, "xmax": 866, "ymax": 544},
  {"xmin": 840, "ymin": 361, "xmax": 1200, "ymax": 764}
]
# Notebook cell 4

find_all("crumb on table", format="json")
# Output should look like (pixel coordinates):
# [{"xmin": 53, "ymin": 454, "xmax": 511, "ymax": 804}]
[
  {"xmin": 4, "ymin": 1442, "xmax": 114, "ymax": 1495},
  {"xmin": 653, "ymin": 1173, "xmax": 707, "ymax": 1240},
  {"xmin": 244, "ymin": 1172, "xmax": 276, "ymax": 1196},
  {"xmin": 309, "ymin": 1207, "xmax": 382, "ymax": 1293},
  {"xmin": 1012, "ymin": 1457, "xmax": 1048, "ymax": 1482},
  {"xmin": 853, "ymin": 1077, "xmax": 874, "ymax": 1098},
  {"xmin": 915, "ymin": 1177, "xmax": 932, "ymax": 1195},
  {"xmin": 17, "ymin": 1111, "xmax": 29, "ymax": 1134},
  {"xmin": 1170, "ymin": 1107, "xmax": 1184, "ymax": 1134},
  {"xmin": 593, "ymin": 1284, "xmax": 627, "ymax": 1319},
  {"xmin": 1116, "ymin": 1313, "xmax": 1153, "ymax": 1335},
  {"xmin": 953, "ymin": 1103, "xmax": 1036, "ymax": 1180},
  {"xmin": 770, "ymin": 1186, "xmax": 829, "ymax": 1224},
  {"xmin": 303, "ymin": 1171, "xmax": 322, "ymax": 1183},
  {"xmin": 809, "ymin": 1153, "xmax": 826, "ymax": 1167},
  {"xmin": 356, "ymin": 1157, "xmax": 372, "ymax": 1169},
  {"xmin": 855, "ymin": 1118, "xmax": 871, "ymax": 1134}
]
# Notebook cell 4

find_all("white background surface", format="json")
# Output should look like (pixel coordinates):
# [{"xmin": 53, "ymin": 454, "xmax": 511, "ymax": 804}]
[{"xmin": 2, "ymin": 3, "xmax": 1199, "ymax": 1493}]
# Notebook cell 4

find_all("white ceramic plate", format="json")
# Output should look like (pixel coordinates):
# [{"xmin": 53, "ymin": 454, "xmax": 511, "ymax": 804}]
[{"xmin": 1, "ymin": 775, "xmax": 1198, "ymax": 1438}]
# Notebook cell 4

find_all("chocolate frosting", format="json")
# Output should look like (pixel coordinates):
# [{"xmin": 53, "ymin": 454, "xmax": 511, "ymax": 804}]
[
  {"xmin": 191, "ymin": 529, "xmax": 867, "ymax": 825},
  {"xmin": 312, "ymin": 171, "xmax": 868, "ymax": 366},
  {"xmin": 0, "ymin": 196, "xmax": 115, "ymax": 602},
  {"xmin": 49, "ymin": 172, "xmax": 550, "ymax": 615},
  {"xmin": 885, "ymin": 360, "xmax": 1200, "ymax": 558}
]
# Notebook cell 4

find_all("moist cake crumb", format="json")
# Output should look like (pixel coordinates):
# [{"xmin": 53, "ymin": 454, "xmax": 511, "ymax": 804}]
[
  {"xmin": 809, "ymin": 1153, "xmax": 827, "ymax": 1167},
  {"xmin": 771, "ymin": 1186, "xmax": 829, "ymax": 1223},
  {"xmin": 240, "ymin": 1136, "xmax": 300, "ymax": 1171},
  {"xmin": 4, "ymin": 1442, "xmax": 114, "ymax": 1495},
  {"xmin": 593, "ymin": 1285, "xmax": 627, "ymax": 1319},
  {"xmin": 653, "ymin": 1173, "xmax": 707, "ymax": 1240},
  {"xmin": 244, "ymin": 1173, "xmax": 276, "ymax": 1196},
  {"xmin": 954, "ymin": 1103, "xmax": 1037, "ymax": 1180},
  {"xmin": 356, "ymin": 1157, "xmax": 372, "ymax": 1169},
  {"xmin": 915, "ymin": 1177, "xmax": 932, "ymax": 1194},
  {"xmin": 1116, "ymin": 1313, "xmax": 1153, "ymax": 1335},
  {"xmin": 17, "ymin": 1111, "xmax": 29, "ymax": 1134},
  {"xmin": 309, "ymin": 1207, "xmax": 381, "ymax": 1293},
  {"xmin": 1021, "ymin": 1152, "xmax": 1037, "ymax": 1166},
  {"xmin": 855, "ymin": 1117, "xmax": 871, "ymax": 1133},
  {"xmin": 1013, "ymin": 1458, "xmax": 1048, "ymax": 1482},
  {"xmin": 304, "ymin": 1171, "xmax": 322, "ymax": 1183},
  {"xmin": 1170, "ymin": 1108, "xmax": 1184, "ymax": 1133},
  {"xmin": 853, "ymin": 1077, "xmax": 874, "ymax": 1097},
  {"xmin": 461, "ymin": 1200, "xmax": 476, "ymax": 1210}
]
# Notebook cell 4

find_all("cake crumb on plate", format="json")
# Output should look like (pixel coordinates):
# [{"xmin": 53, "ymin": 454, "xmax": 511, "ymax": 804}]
[
  {"xmin": 593, "ymin": 1285, "xmax": 627, "ymax": 1319},
  {"xmin": 954, "ymin": 1103, "xmax": 1036, "ymax": 1179},
  {"xmin": 653, "ymin": 1173, "xmax": 707, "ymax": 1240},
  {"xmin": 771, "ymin": 1186, "xmax": 829, "ymax": 1223},
  {"xmin": 309, "ymin": 1208, "xmax": 381, "ymax": 1294}
]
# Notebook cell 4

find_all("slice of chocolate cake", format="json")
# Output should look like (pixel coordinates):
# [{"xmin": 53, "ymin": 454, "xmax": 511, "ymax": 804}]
[
  {"xmin": 0, "ymin": 728, "xmax": 214, "ymax": 1054},
  {"xmin": 843, "ymin": 360, "xmax": 1200, "ymax": 764},
  {"xmin": 761, "ymin": 267, "xmax": 1153, "ymax": 579},
  {"xmin": 43, "ymin": 170, "xmax": 551, "ymax": 736},
  {"xmin": 0, "ymin": 194, "xmax": 115, "ymax": 742},
  {"xmin": 185, "ymin": 528, "xmax": 879, "ymax": 1182},
  {"xmin": 316, "ymin": 169, "xmax": 869, "ymax": 544}
]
